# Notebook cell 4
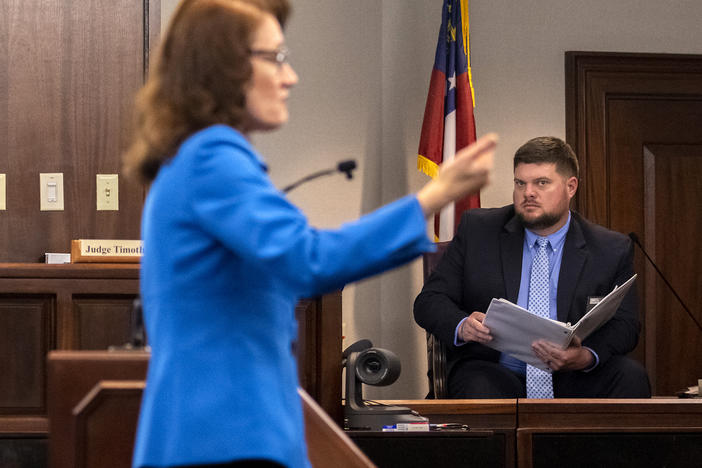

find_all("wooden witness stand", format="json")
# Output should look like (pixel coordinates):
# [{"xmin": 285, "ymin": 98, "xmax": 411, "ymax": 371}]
[
  {"xmin": 377, "ymin": 399, "xmax": 702, "ymax": 468},
  {"xmin": 515, "ymin": 398, "xmax": 702, "ymax": 468}
]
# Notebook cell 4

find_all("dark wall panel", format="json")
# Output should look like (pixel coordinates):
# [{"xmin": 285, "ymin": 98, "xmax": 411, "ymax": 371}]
[
  {"xmin": 74, "ymin": 295, "xmax": 135, "ymax": 350},
  {"xmin": 0, "ymin": 295, "xmax": 53, "ymax": 413},
  {"xmin": 0, "ymin": 437, "xmax": 48, "ymax": 468},
  {"xmin": 0, "ymin": 0, "xmax": 158, "ymax": 262}
]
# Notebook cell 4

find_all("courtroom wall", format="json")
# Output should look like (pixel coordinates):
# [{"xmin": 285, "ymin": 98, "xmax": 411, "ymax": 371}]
[{"xmin": 159, "ymin": 0, "xmax": 702, "ymax": 399}]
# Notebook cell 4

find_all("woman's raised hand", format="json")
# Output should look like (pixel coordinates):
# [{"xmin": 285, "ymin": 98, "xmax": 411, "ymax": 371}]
[{"xmin": 417, "ymin": 133, "xmax": 498, "ymax": 217}]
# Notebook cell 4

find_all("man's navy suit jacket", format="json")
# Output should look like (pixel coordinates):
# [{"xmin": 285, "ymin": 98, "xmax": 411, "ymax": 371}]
[{"xmin": 414, "ymin": 204, "xmax": 640, "ymax": 392}]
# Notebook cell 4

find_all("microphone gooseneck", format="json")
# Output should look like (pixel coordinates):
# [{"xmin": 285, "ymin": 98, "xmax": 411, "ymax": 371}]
[
  {"xmin": 282, "ymin": 159, "xmax": 357, "ymax": 193},
  {"xmin": 628, "ymin": 232, "xmax": 701, "ymax": 332}
]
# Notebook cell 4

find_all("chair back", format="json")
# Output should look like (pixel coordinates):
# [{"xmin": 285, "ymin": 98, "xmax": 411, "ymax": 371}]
[
  {"xmin": 423, "ymin": 241, "xmax": 450, "ymax": 280},
  {"xmin": 422, "ymin": 241, "xmax": 451, "ymax": 398}
]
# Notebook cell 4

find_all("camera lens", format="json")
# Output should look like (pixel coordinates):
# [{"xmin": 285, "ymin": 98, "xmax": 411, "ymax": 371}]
[
  {"xmin": 355, "ymin": 348, "xmax": 401, "ymax": 386},
  {"xmin": 364, "ymin": 359, "xmax": 381, "ymax": 374}
]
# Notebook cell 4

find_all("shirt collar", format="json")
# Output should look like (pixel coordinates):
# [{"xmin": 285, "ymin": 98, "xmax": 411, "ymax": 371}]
[{"xmin": 525, "ymin": 211, "xmax": 571, "ymax": 252}]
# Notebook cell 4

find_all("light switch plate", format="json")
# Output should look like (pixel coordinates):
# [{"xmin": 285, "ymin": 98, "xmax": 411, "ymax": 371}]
[
  {"xmin": 40, "ymin": 173, "xmax": 64, "ymax": 211},
  {"xmin": 96, "ymin": 174, "xmax": 119, "ymax": 210},
  {"xmin": 0, "ymin": 174, "xmax": 6, "ymax": 210}
]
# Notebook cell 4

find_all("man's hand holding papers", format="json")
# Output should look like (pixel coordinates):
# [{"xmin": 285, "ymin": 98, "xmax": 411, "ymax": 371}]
[
  {"xmin": 532, "ymin": 335, "xmax": 595, "ymax": 372},
  {"xmin": 478, "ymin": 274, "xmax": 637, "ymax": 372},
  {"xmin": 458, "ymin": 311, "xmax": 493, "ymax": 344}
]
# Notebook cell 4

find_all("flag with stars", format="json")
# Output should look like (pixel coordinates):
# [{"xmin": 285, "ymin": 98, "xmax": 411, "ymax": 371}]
[{"xmin": 417, "ymin": 0, "xmax": 478, "ymax": 241}]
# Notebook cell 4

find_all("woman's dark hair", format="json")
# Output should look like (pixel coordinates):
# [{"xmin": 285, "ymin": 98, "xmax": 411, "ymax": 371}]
[{"xmin": 123, "ymin": 0, "xmax": 290, "ymax": 183}]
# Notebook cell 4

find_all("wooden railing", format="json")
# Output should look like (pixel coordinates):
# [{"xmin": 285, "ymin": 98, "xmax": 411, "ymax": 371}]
[{"xmin": 299, "ymin": 388, "xmax": 375, "ymax": 468}]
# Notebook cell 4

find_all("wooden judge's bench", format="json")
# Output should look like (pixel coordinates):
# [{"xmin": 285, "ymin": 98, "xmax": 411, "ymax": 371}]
[{"xmin": 0, "ymin": 263, "xmax": 343, "ymax": 468}]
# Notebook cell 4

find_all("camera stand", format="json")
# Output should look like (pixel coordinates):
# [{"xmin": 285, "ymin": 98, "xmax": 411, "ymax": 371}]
[{"xmin": 343, "ymin": 344, "xmax": 428, "ymax": 430}]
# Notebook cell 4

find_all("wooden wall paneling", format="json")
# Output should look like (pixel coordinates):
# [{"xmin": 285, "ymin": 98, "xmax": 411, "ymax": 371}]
[
  {"xmin": 1, "ymin": 0, "xmax": 159, "ymax": 465},
  {"xmin": 72, "ymin": 380, "xmax": 145, "ymax": 468},
  {"xmin": 379, "ymin": 399, "xmax": 517, "ymax": 468},
  {"xmin": 295, "ymin": 291, "xmax": 343, "ymax": 424},
  {"xmin": 0, "ymin": 295, "xmax": 54, "ymax": 414},
  {"xmin": 564, "ymin": 51, "xmax": 702, "ymax": 395},
  {"xmin": 0, "ymin": 263, "xmax": 140, "ymax": 439},
  {"xmin": 518, "ymin": 399, "xmax": 702, "ymax": 429},
  {"xmin": 1, "ymin": 0, "xmax": 160, "ymax": 262},
  {"xmin": 47, "ymin": 375, "xmax": 368, "ymax": 468},
  {"xmin": 4, "ymin": 1, "xmax": 64, "ymax": 254},
  {"xmin": 519, "ymin": 429, "xmax": 702, "ymax": 468},
  {"xmin": 0, "ymin": 436, "xmax": 48, "ymax": 468},
  {"xmin": 296, "ymin": 300, "xmax": 317, "ymax": 396},
  {"xmin": 315, "ymin": 292, "xmax": 343, "ymax": 423},
  {"xmin": 147, "ymin": 0, "xmax": 162, "ymax": 73},
  {"xmin": 299, "ymin": 388, "xmax": 376, "ymax": 468},
  {"xmin": 565, "ymin": 52, "xmax": 702, "ymax": 223},
  {"xmin": 517, "ymin": 398, "xmax": 702, "ymax": 468},
  {"xmin": 58, "ymin": 278, "xmax": 139, "ymax": 350},
  {"xmin": 347, "ymin": 430, "xmax": 505, "ymax": 468},
  {"xmin": 379, "ymin": 399, "xmax": 518, "ymax": 429},
  {"xmin": 47, "ymin": 351, "xmax": 149, "ymax": 468},
  {"xmin": 73, "ymin": 295, "xmax": 137, "ymax": 350},
  {"xmin": 0, "ymin": 0, "xmax": 7, "ymax": 204},
  {"xmin": 47, "ymin": 287, "xmax": 341, "ymax": 468},
  {"xmin": 643, "ymin": 144, "xmax": 702, "ymax": 393},
  {"xmin": 0, "ymin": 271, "xmax": 139, "ymax": 349},
  {"xmin": 605, "ymin": 100, "xmax": 702, "ymax": 385}
]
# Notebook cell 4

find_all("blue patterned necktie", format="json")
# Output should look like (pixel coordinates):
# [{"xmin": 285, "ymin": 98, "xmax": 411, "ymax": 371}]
[{"xmin": 526, "ymin": 236, "xmax": 554, "ymax": 399}]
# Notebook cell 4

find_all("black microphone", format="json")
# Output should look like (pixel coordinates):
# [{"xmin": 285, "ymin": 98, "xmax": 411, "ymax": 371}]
[
  {"xmin": 337, "ymin": 160, "xmax": 356, "ymax": 180},
  {"xmin": 628, "ymin": 232, "xmax": 701, "ymax": 332},
  {"xmin": 282, "ymin": 159, "xmax": 357, "ymax": 193},
  {"xmin": 130, "ymin": 297, "xmax": 146, "ymax": 348}
]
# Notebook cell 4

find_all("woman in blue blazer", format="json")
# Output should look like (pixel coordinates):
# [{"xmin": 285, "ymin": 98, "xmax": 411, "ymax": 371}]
[{"xmin": 122, "ymin": 1, "xmax": 496, "ymax": 467}]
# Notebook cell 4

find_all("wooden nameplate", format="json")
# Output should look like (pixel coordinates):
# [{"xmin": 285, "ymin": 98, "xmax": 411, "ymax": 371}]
[{"xmin": 71, "ymin": 239, "xmax": 142, "ymax": 263}]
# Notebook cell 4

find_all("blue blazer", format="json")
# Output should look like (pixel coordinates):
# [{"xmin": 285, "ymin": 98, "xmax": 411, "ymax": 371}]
[
  {"xmin": 414, "ymin": 205, "xmax": 640, "ymax": 394},
  {"xmin": 132, "ymin": 125, "xmax": 434, "ymax": 467}
]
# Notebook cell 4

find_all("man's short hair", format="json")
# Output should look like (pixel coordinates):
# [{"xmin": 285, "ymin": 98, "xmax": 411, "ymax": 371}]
[{"xmin": 513, "ymin": 136, "xmax": 579, "ymax": 179}]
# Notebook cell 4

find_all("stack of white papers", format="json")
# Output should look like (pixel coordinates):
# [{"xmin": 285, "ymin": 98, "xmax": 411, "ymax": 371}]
[{"xmin": 482, "ymin": 274, "xmax": 637, "ymax": 371}]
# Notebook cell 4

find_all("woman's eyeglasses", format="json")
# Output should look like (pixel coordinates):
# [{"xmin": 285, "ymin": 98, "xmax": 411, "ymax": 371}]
[{"xmin": 250, "ymin": 46, "xmax": 290, "ymax": 66}]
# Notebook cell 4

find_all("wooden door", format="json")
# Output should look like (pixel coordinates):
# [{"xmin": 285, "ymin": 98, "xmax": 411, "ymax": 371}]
[{"xmin": 566, "ymin": 51, "xmax": 702, "ymax": 395}]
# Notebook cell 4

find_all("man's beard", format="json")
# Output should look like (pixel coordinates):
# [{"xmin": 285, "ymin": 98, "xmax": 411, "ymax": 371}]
[{"xmin": 516, "ymin": 210, "xmax": 563, "ymax": 231}]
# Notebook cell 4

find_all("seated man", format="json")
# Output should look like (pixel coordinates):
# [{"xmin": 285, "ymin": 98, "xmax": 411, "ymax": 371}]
[{"xmin": 414, "ymin": 136, "xmax": 650, "ymax": 399}]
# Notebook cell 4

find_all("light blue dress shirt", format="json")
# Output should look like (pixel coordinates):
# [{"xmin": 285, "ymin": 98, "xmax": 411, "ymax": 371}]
[
  {"xmin": 454, "ymin": 212, "xmax": 598, "ymax": 376},
  {"xmin": 498, "ymin": 214, "xmax": 571, "ymax": 374}
]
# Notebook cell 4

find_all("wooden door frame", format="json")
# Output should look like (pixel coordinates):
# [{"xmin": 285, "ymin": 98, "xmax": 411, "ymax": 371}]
[
  {"xmin": 565, "ymin": 51, "xmax": 702, "ymax": 218},
  {"xmin": 564, "ymin": 51, "xmax": 702, "ymax": 393}
]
